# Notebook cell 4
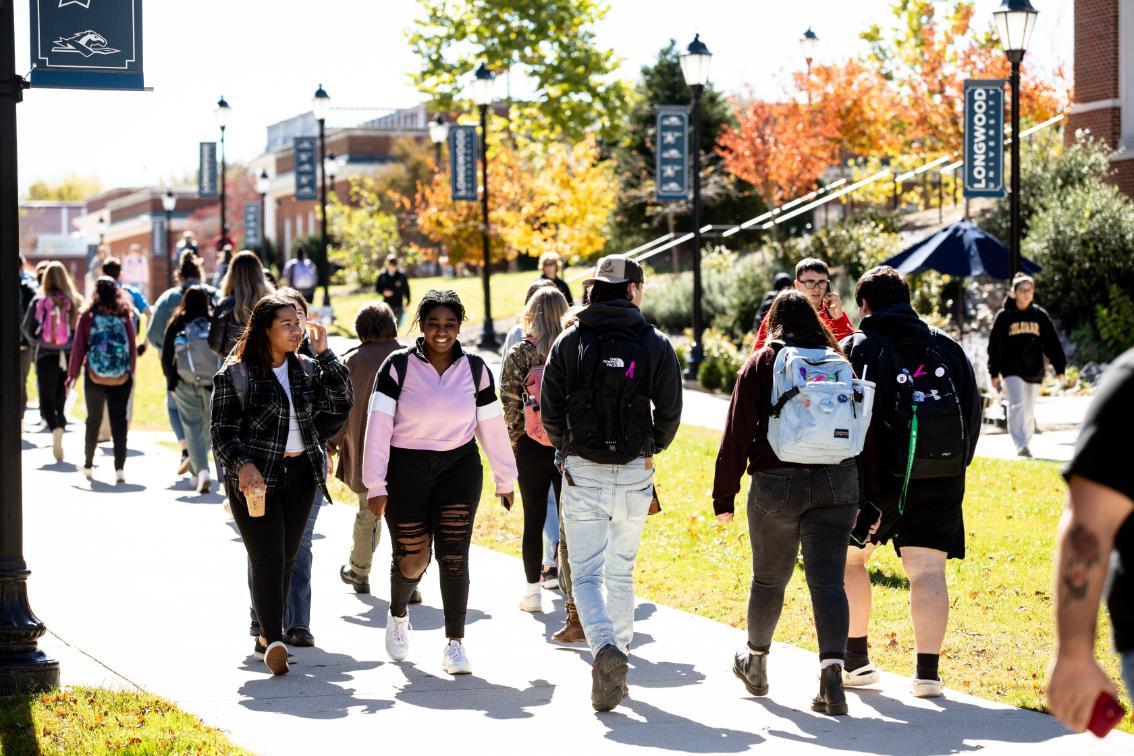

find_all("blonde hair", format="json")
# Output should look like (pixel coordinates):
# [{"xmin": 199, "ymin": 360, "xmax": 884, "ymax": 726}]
[
  {"xmin": 538, "ymin": 251, "xmax": 561, "ymax": 270},
  {"xmin": 523, "ymin": 286, "xmax": 569, "ymax": 359},
  {"xmin": 41, "ymin": 261, "xmax": 82, "ymax": 325},
  {"xmin": 222, "ymin": 250, "xmax": 274, "ymax": 325}
]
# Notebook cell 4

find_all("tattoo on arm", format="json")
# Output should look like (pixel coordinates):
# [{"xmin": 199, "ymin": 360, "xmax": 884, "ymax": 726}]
[{"xmin": 1061, "ymin": 523, "xmax": 1101, "ymax": 600}]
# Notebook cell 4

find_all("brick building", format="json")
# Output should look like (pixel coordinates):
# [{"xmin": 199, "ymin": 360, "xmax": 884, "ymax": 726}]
[
  {"xmin": 19, "ymin": 200, "xmax": 89, "ymax": 288},
  {"xmin": 1069, "ymin": 0, "xmax": 1134, "ymax": 196}
]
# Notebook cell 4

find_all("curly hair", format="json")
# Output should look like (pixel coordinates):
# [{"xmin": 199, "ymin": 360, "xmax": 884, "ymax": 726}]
[{"xmin": 414, "ymin": 289, "xmax": 465, "ymax": 327}]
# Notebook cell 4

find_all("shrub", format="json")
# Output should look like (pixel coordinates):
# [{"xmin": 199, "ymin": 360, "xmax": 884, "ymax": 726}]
[
  {"xmin": 698, "ymin": 359, "xmax": 723, "ymax": 391},
  {"xmin": 1096, "ymin": 284, "xmax": 1134, "ymax": 359}
]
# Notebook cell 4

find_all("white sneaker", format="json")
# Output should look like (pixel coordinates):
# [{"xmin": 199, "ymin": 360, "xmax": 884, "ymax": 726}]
[
  {"xmin": 197, "ymin": 469, "xmax": 212, "ymax": 494},
  {"xmin": 519, "ymin": 582, "xmax": 543, "ymax": 613},
  {"xmin": 385, "ymin": 611, "xmax": 412, "ymax": 662},
  {"xmin": 911, "ymin": 677, "xmax": 944, "ymax": 698},
  {"xmin": 115, "ymin": 469, "xmax": 126, "ymax": 485},
  {"xmin": 843, "ymin": 662, "xmax": 880, "ymax": 687},
  {"xmin": 442, "ymin": 640, "xmax": 472, "ymax": 675},
  {"xmin": 51, "ymin": 427, "xmax": 64, "ymax": 462},
  {"xmin": 81, "ymin": 466, "xmax": 93, "ymax": 480}
]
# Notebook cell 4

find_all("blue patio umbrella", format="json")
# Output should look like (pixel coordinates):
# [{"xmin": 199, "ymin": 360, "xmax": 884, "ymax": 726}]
[{"xmin": 882, "ymin": 220, "xmax": 1041, "ymax": 280}]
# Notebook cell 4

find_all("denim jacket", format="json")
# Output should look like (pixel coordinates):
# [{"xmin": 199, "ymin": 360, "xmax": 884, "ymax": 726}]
[{"xmin": 211, "ymin": 349, "xmax": 353, "ymax": 500}]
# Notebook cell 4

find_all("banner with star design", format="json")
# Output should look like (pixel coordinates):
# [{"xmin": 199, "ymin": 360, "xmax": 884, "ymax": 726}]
[{"xmin": 29, "ymin": 0, "xmax": 144, "ymax": 90}]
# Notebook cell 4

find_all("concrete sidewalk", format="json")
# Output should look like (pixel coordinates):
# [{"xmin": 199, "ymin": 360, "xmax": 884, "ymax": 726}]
[{"xmin": 19, "ymin": 426, "xmax": 1130, "ymax": 754}]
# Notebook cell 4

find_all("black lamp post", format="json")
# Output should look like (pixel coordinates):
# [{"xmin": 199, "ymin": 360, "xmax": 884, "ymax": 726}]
[
  {"xmin": 312, "ymin": 83, "xmax": 332, "ymax": 310},
  {"xmin": 161, "ymin": 190, "xmax": 176, "ymax": 291},
  {"xmin": 97, "ymin": 214, "xmax": 107, "ymax": 245},
  {"xmin": 993, "ymin": 0, "xmax": 1039, "ymax": 278},
  {"xmin": 429, "ymin": 114, "xmax": 450, "ymax": 172},
  {"xmin": 256, "ymin": 169, "xmax": 270, "ymax": 257},
  {"xmin": 680, "ymin": 34, "xmax": 712, "ymax": 379},
  {"xmin": 800, "ymin": 27, "xmax": 819, "ymax": 105},
  {"xmin": 215, "ymin": 96, "xmax": 231, "ymax": 243},
  {"xmin": 472, "ymin": 62, "xmax": 498, "ymax": 349}
]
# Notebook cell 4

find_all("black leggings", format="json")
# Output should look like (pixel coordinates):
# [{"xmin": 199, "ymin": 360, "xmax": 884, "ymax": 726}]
[
  {"xmin": 515, "ymin": 435, "xmax": 561, "ymax": 584},
  {"xmin": 83, "ymin": 374, "xmax": 132, "ymax": 469},
  {"xmin": 229, "ymin": 457, "xmax": 316, "ymax": 644},
  {"xmin": 385, "ymin": 441, "xmax": 482, "ymax": 638},
  {"xmin": 36, "ymin": 351, "xmax": 69, "ymax": 430}
]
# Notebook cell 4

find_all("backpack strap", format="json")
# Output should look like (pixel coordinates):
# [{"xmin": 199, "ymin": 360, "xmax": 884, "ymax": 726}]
[
  {"xmin": 769, "ymin": 387, "xmax": 800, "ymax": 418},
  {"xmin": 467, "ymin": 353, "xmax": 486, "ymax": 397},
  {"xmin": 389, "ymin": 351, "xmax": 409, "ymax": 394}
]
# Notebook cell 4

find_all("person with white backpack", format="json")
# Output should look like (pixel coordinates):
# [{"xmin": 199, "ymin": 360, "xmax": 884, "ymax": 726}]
[
  {"xmin": 66, "ymin": 277, "xmax": 137, "ymax": 483},
  {"xmin": 160, "ymin": 286, "xmax": 222, "ymax": 493},
  {"xmin": 712, "ymin": 289, "xmax": 876, "ymax": 716},
  {"xmin": 500, "ymin": 285, "xmax": 570, "ymax": 614}
]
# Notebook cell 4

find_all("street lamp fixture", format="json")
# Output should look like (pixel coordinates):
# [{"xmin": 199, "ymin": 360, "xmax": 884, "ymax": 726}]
[
  {"xmin": 472, "ymin": 62, "xmax": 498, "ymax": 348},
  {"xmin": 324, "ymin": 151, "xmax": 339, "ymax": 185},
  {"xmin": 428, "ymin": 114, "xmax": 449, "ymax": 170},
  {"xmin": 255, "ymin": 168, "xmax": 270, "ymax": 196},
  {"xmin": 215, "ymin": 95, "xmax": 231, "ymax": 243},
  {"xmin": 96, "ymin": 214, "xmax": 106, "ymax": 244},
  {"xmin": 799, "ymin": 26, "xmax": 819, "ymax": 67},
  {"xmin": 161, "ymin": 190, "xmax": 176, "ymax": 290},
  {"xmin": 313, "ymin": 83, "xmax": 332, "ymax": 311},
  {"xmin": 992, "ymin": 0, "xmax": 1038, "ymax": 277},
  {"xmin": 679, "ymin": 34, "xmax": 712, "ymax": 380},
  {"xmin": 256, "ymin": 169, "xmax": 270, "ymax": 259}
]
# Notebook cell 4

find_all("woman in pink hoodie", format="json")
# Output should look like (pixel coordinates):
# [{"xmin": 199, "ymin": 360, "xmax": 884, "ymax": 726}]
[{"xmin": 363, "ymin": 289, "xmax": 517, "ymax": 676}]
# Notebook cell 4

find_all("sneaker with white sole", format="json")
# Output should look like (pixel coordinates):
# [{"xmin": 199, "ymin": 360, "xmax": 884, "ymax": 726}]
[
  {"xmin": 81, "ymin": 466, "xmax": 93, "ymax": 480},
  {"xmin": 385, "ymin": 611, "xmax": 412, "ymax": 662},
  {"xmin": 177, "ymin": 450, "xmax": 191, "ymax": 476},
  {"xmin": 842, "ymin": 662, "xmax": 880, "ymax": 687},
  {"xmin": 442, "ymin": 640, "xmax": 472, "ymax": 675},
  {"xmin": 911, "ymin": 677, "xmax": 944, "ymax": 698},
  {"xmin": 197, "ymin": 469, "xmax": 211, "ymax": 494},
  {"xmin": 264, "ymin": 641, "xmax": 289, "ymax": 675},
  {"xmin": 519, "ymin": 583, "xmax": 543, "ymax": 613},
  {"xmin": 115, "ymin": 469, "xmax": 126, "ymax": 485},
  {"xmin": 51, "ymin": 427, "xmax": 64, "ymax": 462}
]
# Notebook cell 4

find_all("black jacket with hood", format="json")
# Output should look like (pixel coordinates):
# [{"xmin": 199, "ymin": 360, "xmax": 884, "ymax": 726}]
[
  {"xmin": 987, "ymin": 297, "xmax": 1066, "ymax": 384},
  {"xmin": 840, "ymin": 303, "xmax": 982, "ymax": 500},
  {"xmin": 541, "ymin": 299, "xmax": 682, "ymax": 460}
]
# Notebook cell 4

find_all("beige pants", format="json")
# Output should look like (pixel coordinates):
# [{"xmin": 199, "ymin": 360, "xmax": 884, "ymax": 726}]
[{"xmin": 349, "ymin": 490, "xmax": 384, "ymax": 577}]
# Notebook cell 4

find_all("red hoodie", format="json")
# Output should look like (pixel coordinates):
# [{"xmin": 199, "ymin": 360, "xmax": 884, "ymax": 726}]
[{"xmin": 753, "ymin": 306, "xmax": 854, "ymax": 351}]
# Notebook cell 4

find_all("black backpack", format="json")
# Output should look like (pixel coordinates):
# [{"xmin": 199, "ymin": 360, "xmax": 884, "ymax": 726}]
[
  {"xmin": 878, "ymin": 329, "xmax": 967, "ymax": 511},
  {"xmin": 564, "ymin": 321, "xmax": 653, "ymax": 464}
]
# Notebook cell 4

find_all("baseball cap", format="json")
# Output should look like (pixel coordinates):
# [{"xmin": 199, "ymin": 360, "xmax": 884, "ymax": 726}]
[{"xmin": 583, "ymin": 255, "xmax": 644, "ymax": 287}]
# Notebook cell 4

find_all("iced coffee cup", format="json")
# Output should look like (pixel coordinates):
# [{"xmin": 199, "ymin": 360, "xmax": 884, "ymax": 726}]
[{"xmin": 246, "ymin": 484, "xmax": 267, "ymax": 518}]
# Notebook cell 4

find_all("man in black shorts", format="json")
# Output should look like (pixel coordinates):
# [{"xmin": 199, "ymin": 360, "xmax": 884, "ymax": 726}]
[{"xmin": 839, "ymin": 266, "xmax": 982, "ymax": 697}]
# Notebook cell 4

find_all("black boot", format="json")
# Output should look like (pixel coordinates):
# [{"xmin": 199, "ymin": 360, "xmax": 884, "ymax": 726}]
[
  {"xmin": 732, "ymin": 648, "xmax": 769, "ymax": 696},
  {"xmin": 812, "ymin": 664, "xmax": 849, "ymax": 715}
]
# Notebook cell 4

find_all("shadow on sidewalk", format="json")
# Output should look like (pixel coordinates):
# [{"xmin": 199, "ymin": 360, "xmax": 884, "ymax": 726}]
[
  {"xmin": 39, "ymin": 461, "xmax": 76, "ymax": 472},
  {"xmin": 393, "ymin": 663, "xmax": 554, "ymax": 719},
  {"xmin": 599, "ymin": 696, "xmax": 764, "ymax": 752},
  {"xmin": 752, "ymin": 690, "xmax": 1064, "ymax": 755},
  {"xmin": 343, "ymin": 593, "xmax": 491, "ymax": 633},
  {"xmin": 237, "ymin": 647, "xmax": 391, "ymax": 719},
  {"xmin": 75, "ymin": 480, "xmax": 147, "ymax": 494}
]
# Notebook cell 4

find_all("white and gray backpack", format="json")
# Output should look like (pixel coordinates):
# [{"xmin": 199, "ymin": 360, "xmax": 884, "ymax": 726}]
[{"xmin": 766, "ymin": 343, "xmax": 875, "ymax": 465}]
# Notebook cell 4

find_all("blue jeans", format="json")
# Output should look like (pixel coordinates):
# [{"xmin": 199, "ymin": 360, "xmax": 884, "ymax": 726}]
[
  {"xmin": 561, "ymin": 455, "xmax": 653, "ymax": 656},
  {"xmin": 166, "ymin": 391, "xmax": 185, "ymax": 443},
  {"xmin": 543, "ymin": 489, "xmax": 559, "ymax": 569},
  {"xmin": 1122, "ymin": 651, "xmax": 1134, "ymax": 703},
  {"xmin": 249, "ymin": 488, "xmax": 323, "ymax": 632}
]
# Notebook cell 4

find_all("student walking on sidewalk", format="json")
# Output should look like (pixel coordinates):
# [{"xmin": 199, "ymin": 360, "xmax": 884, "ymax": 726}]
[
  {"xmin": 66, "ymin": 278, "xmax": 137, "ymax": 483},
  {"xmin": 713, "ymin": 290, "xmax": 875, "ymax": 716},
  {"xmin": 22, "ymin": 261, "xmax": 81, "ymax": 461},
  {"xmin": 541, "ymin": 255, "xmax": 683, "ymax": 712},
  {"xmin": 211, "ymin": 295, "xmax": 353, "ymax": 675},
  {"xmin": 160, "ymin": 286, "xmax": 221, "ymax": 493},
  {"xmin": 362, "ymin": 290, "xmax": 517, "ymax": 675},
  {"xmin": 987, "ymin": 274, "xmax": 1066, "ymax": 457},
  {"xmin": 500, "ymin": 286, "xmax": 570, "ymax": 613},
  {"xmin": 334, "ymin": 302, "xmax": 406, "ymax": 595}
]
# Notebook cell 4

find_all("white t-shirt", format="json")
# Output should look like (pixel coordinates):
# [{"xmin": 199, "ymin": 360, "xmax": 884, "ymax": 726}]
[{"xmin": 272, "ymin": 362, "xmax": 305, "ymax": 453}]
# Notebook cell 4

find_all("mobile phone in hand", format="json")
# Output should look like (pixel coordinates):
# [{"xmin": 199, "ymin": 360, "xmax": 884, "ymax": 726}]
[
  {"xmin": 850, "ymin": 502, "xmax": 882, "ymax": 546},
  {"xmin": 1087, "ymin": 692, "xmax": 1125, "ymax": 738}
]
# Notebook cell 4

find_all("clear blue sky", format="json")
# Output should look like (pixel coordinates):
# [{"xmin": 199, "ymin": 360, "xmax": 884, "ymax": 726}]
[{"xmin": 13, "ymin": 0, "xmax": 1072, "ymax": 194}]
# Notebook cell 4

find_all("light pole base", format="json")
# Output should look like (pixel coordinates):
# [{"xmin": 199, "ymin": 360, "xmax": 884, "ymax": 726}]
[
  {"xmin": 0, "ymin": 571, "xmax": 59, "ymax": 695},
  {"xmin": 683, "ymin": 344, "xmax": 705, "ymax": 381},
  {"xmin": 0, "ymin": 651, "xmax": 60, "ymax": 695},
  {"xmin": 479, "ymin": 319, "xmax": 499, "ymax": 350}
]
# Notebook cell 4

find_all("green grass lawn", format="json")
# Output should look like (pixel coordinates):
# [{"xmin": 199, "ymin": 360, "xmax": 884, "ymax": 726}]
[
  {"xmin": 471, "ymin": 426, "xmax": 1133, "ymax": 732},
  {"xmin": 0, "ymin": 687, "xmax": 245, "ymax": 755}
]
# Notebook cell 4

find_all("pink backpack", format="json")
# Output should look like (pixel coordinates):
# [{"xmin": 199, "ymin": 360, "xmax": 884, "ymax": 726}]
[
  {"xmin": 522, "ymin": 341, "xmax": 552, "ymax": 447},
  {"xmin": 36, "ymin": 295, "xmax": 73, "ymax": 347}
]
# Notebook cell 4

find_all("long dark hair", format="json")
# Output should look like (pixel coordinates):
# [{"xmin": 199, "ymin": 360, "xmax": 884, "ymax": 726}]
[
  {"xmin": 230, "ymin": 294, "xmax": 297, "ymax": 371},
  {"xmin": 86, "ymin": 276, "xmax": 131, "ymax": 318},
  {"xmin": 764, "ymin": 290, "xmax": 842, "ymax": 352},
  {"xmin": 170, "ymin": 285, "xmax": 212, "ymax": 326}
]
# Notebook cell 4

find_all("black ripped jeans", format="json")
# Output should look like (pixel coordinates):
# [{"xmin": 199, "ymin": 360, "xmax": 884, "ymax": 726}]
[{"xmin": 385, "ymin": 441, "xmax": 482, "ymax": 638}]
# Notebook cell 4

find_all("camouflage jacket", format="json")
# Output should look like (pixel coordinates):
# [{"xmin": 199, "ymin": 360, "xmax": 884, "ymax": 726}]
[{"xmin": 499, "ymin": 337, "xmax": 540, "ymax": 446}]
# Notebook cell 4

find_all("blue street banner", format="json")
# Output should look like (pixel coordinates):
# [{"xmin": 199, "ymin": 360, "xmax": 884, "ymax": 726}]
[
  {"xmin": 449, "ymin": 125, "xmax": 478, "ymax": 202},
  {"xmin": 198, "ymin": 142, "xmax": 217, "ymax": 198},
  {"xmin": 655, "ymin": 106, "xmax": 689, "ymax": 202},
  {"xmin": 29, "ymin": 0, "xmax": 145, "ymax": 90},
  {"xmin": 963, "ymin": 79, "xmax": 1006, "ymax": 198},
  {"xmin": 243, "ymin": 202, "xmax": 261, "ymax": 249},
  {"xmin": 294, "ymin": 137, "xmax": 318, "ymax": 201},
  {"xmin": 151, "ymin": 215, "xmax": 165, "ymax": 259}
]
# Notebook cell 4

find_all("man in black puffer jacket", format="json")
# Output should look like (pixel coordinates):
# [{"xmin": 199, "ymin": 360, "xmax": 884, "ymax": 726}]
[
  {"xmin": 987, "ymin": 274, "xmax": 1066, "ymax": 457},
  {"xmin": 838, "ymin": 265, "xmax": 982, "ymax": 700}
]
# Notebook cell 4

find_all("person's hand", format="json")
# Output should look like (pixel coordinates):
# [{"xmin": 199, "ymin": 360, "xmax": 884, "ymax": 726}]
[
  {"xmin": 307, "ymin": 322, "xmax": 329, "ymax": 354},
  {"xmin": 237, "ymin": 463, "xmax": 265, "ymax": 496},
  {"xmin": 991, "ymin": 376, "xmax": 1002, "ymax": 392},
  {"xmin": 64, "ymin": 377, "xmax": 74, "ymax": 394},
  {"xmin": 499, "ymin": 491, "xmax": 514, "ymax": 511},
  {"xmin": 1056, "ymin": 373, "xmax": 1066, "ymax": 387},
  {"xmin": 136, "ymin": 342, "xmax": 147, "ymax": 357},
  {"xmin": 869, "ymin": 516, "xmax": 882, "ymax": 536},
  {"xmin": 383, "ymin": 289, "xmax": 394, "ymax": 298},
  {"xmin": 1047, "ymin": 652, "xmax": 1119, "ymax": 732},
  {"xmin": 325, "ymin": 446, "xmax": 335, "ymax": 477},
  {"xmin": 367, "ymin": 495, "xmax": 388, "ymax": 518},
  {"xmin": 826, "ymin": 290, "xmax": 844, "ymax": 320},
  {"xmin": 716, "ymin": 512, "xmax": 734, "ymax": 523}
]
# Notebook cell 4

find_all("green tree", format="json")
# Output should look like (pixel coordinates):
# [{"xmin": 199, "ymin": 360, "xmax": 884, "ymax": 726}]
[
  {"xmin": 609, "ymin": 41, "xmax": 764, "ymax": 263},
  {"xmin": 326, "ymin": 181, "xmax": 402, "ymax": 287},
  {"xmin": 409, "ymin": 0, "xmax": 626, "ymax": 142},
  {"xmin": 25, "ymin": 174, "xmax": 101, "ymax": 201}
]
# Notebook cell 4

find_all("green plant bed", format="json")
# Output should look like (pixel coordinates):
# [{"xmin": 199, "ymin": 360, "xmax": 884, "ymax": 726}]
[
  {"xmin": 471, "ymin": 426, "xmax": 1132, "ymax": 732},
  {"xmin": 0, "ymin": 687, "xmax": 246, "ymax": 754}
]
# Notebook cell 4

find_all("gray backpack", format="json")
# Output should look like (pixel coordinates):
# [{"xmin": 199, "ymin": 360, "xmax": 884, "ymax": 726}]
[{"xmin": 174, "ymin": 317, "xmax": 222, "ymax": 386}]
